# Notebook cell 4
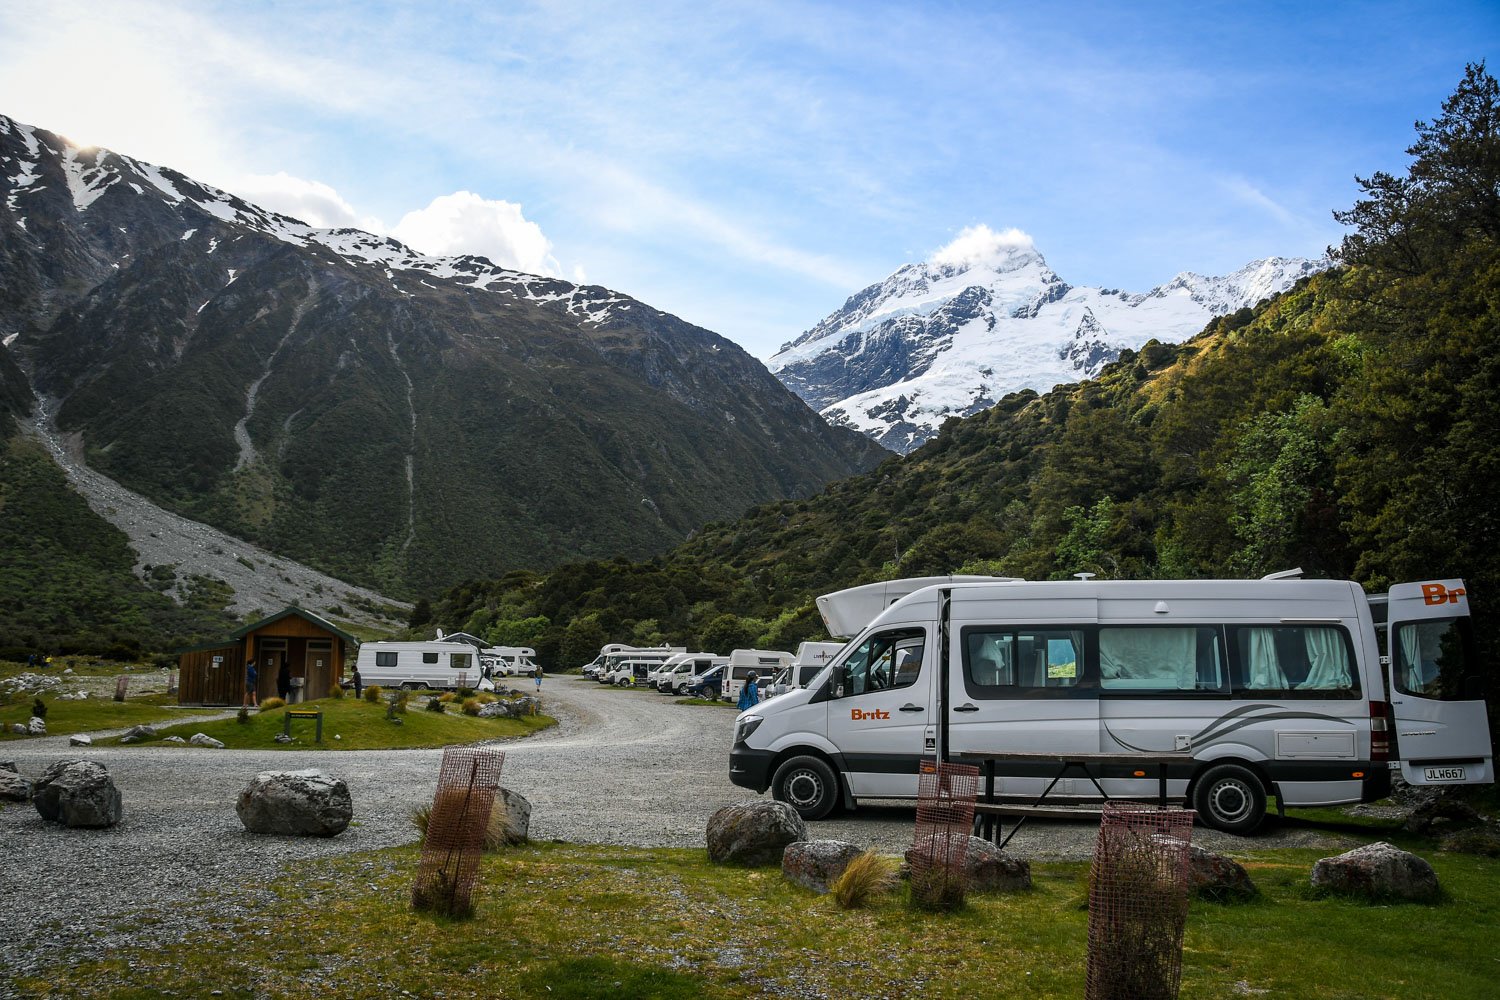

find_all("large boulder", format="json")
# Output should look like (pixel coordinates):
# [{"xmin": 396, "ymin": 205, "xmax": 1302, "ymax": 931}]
[
  {"xmin": 0, "ymin": 768, "xmax": 32, "ymax": 802},
  {"xmin": 236, "ymin": 770, "xmax": 352, "ymax": 837},
  {"xmin": 1310, "ymin": 842, "xmax": 1440, "ymax": 902},
  {"xmin": 33, "ymin": 759, "xmax": 123, "ymax": 828},
  {"xmin": 189, "ymin": 733, "xmax": 226, "ymax": 748},
  {"xmin": 961, "ymin": 836, "xmax": 1033, "ymax": 893},
  {"xmin": 27, "ymin": 717, "xmax": 46, "ymax": 735},
  {"xmin": 69, "ymin": 734, "xmax": 93, "ymax": 747},
  {"xmin": 1404, "ymin": 795, "xmax": 1485, "ymax": 835},
  {"xmin": 1187, "ymin": 845, "xmax": 1257, "ymax": 901},
  {"xmin": 479, "ymin": 696, "xmax": 541, "ymax": 719},
  {"xmin": 119, "ymin": 725, "xmax": 158, "ymax": 744},
  {"xmin": 494, "ymin": 787, "xmax": 532, "ymax": 845},
  {"xmin": 782, "ymin": 840, "xmax": 864, "ymax": 892},
  {"xmin": 706, "ymin": 801, "xmax": 807, "ymax": 866}
]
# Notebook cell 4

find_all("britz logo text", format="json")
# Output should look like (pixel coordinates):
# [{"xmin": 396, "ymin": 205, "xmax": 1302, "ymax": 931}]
[
  {"xmin": 850, "ymin": 708, "xmax": 890, "ymax": 721},
  {"xmin": 1421, "ymin": 583, "xmax": 1467, "ymax": 606}
]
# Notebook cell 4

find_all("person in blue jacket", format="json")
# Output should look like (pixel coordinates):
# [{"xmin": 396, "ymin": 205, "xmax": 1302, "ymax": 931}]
[{"xmin": 738, "ymin": 671, "xmax": 760, "ymax": 710}]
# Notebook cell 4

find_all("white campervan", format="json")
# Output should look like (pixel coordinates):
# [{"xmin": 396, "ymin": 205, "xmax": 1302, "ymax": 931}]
[
  {"xmin": 724, "ymin": 648, "xmax": 794, "ymax": 703},
  {"xmin": 356, "ymin": 641, "xmax": 486, "ymax": 691},
  {"xmin": 605, "ymin": 647, "xmax": 684, "ymax": 686},
  {"xmin": 729, "ymin": 575, "xmax": 1494, "ymax": 832},
  {"xmin": 659, "ymin": 654, "xmax": 729, "ymax": 695},
  {"xmin": 480, "ymin": 646, "xmax": 538, "ymax": 677}
]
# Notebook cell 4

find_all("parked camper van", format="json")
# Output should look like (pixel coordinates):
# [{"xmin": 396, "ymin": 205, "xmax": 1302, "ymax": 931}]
[
  {"xmin": 480, "ymin": 646, "xmax": 538, "ymax": 677},
  {"xmin": 728, "ymin": 575, "xmax": 1494, "ymax": 831},
  {"xmin": 723, "ymin": 649, "xmax": 794, "ymax": 703},
  {"xmin": 595, "ymin": 646, "xmax": 684, "ymax": 684},
  {"xmin": 764, "ymin": 643, "xmax": 844, "ymax": 699},
  {"xmin": 355, "ymin": 641, "xmax": 486, "ymax": 691},
  {"xmin": 660, "ymin": 654, "xmax": 729, "ymax": 695}
]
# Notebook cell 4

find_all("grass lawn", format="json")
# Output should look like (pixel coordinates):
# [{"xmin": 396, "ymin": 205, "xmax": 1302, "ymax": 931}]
[
  {"xmin": 96, "ymin": 694, "xmax": 555, "ymax": 749},
  {"xmin": 11, "ymin": 825, "xmax": 1498, "ymax": 999},
  {"xmin": 0, "ymin": 694, "xmax": 187, "ymax": 740}
]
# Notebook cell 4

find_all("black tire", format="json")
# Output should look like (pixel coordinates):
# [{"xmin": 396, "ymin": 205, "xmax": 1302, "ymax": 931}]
[
  {"xmin": 1193, "ymin": 763, "xmax": 1266, "ymax": 834},
  {"xmin": 402, "ymin": 682, "xmax": 420, "ymax": 692},
  {"xmin": 703, "ymin": 685, "xmax": 720, "ymax": 701},
  {"xmin": 772, "ymin": 755, "xmax": 840, "ymax": 821}
]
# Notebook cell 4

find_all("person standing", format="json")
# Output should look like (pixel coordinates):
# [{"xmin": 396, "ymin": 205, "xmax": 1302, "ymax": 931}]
[
  {"xmin": 244, "ymin": 659, "xmax": 258, "ymax": 707},
  {"xmin": 738, "ymin": 671, "xmax": 760, "ymax": 711},
  {"xmin": 276, "ymin": 656, "xmax": 292, "ymax": 702},
  {"xmin": 533, "ymin": 665, "xmax": 543, "ymax": 691},
  {"xmin": 352, "ymin": 666, "xmax": 363, "ymax": 699}
]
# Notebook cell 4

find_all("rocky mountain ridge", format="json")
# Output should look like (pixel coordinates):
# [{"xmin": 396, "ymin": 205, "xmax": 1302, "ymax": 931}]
[
  {"xmin": 770, "ymin": 236, "xmax": 1325, "ymax": 452},
  {"xmin": 0, "ymin": 114, "xmax": 887, "ymax": 599}
]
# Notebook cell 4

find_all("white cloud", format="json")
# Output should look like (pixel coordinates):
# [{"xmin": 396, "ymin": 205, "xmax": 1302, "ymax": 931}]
[
  {"xmin": 930, "ymin": 225, "xmax": 1035, "ymax": 268},
  {"xmin": 231, "ymin": 172, "xmax": 384, "ymax": 231},
  {"xmin": 391, "ymin": 192, "xmax": 561, "ymax": 277},
  {"xmin": 1221, "ymin": 176, "xmax": 1299, "ymax": 227}
]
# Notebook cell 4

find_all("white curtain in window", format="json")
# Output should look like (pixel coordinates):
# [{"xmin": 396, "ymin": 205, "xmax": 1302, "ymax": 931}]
[
  {"xmin": 1245, "ymin": 628, "xmax": 1288, "ymax": 689},
  {"xmin": 1099, "ymin": 629, "xmax": 1196, "ymax": 688},
  {"xmin": 971, "ymin": 635, "xmax": 1012, "ymax": 685},
  {"xmin": 1299, "ymin": 628, "xmax": 1352, "ymax": 690}
]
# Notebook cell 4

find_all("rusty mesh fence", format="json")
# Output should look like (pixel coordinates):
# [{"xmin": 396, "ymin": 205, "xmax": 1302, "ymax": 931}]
[
  {"xmin": 908, "ymin": 759, "xmax": 980, "ymax": 910},
  {"xmin": 1084, "ymin": 802, "xmax": 1195, "ymax": 1000},
  {"xmin": 411, "ymin": 747, "xmax": 506, "ymax": 918}
]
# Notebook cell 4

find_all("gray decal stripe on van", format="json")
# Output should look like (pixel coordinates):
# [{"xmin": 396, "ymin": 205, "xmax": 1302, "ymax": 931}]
[
  {"xmin": 840, "ymin": 753, "xmax": 928, "ymax": 775},
  {"xmin": 1192, "ymin": 706, "xmax": 1353, "ymax": 746}
]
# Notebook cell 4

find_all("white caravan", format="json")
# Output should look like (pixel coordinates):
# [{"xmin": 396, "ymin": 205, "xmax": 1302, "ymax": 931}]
[
  {"xmin": 659, "ymin": 654, "xmax": 729, "ymax": 695},
  {"xmin": 583, "ymin": 643, "xmax": 641, "ymax": 677},
  {"xmin": 355, "ymin": 641, "xmax": 485, "ymax": 691},
  {"xmin": 729, "ymin": 575, "xmax": 1494, "ymax": 832},
  {"xmin": 724, "ymin": 648, "xmax": 795, "ymax": 702}
]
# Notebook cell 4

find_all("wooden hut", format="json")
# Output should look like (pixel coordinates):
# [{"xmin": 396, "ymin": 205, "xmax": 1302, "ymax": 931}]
[{"xmin": 177, "ymin": 607, "xmax": 358, "ymax": 706}]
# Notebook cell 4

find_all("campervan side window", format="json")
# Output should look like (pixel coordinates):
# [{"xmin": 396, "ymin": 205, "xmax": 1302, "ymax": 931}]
[
  {"xmin": 963, "ymin": 628, "xmax": 1084, "ymax": 697},
  {"xmin": 1099, "ymin": 626, "xmax": 1223, "ymax": 693},
  {"xmin": 423, "ymin": 652, "xmax": 439, "ymax": 664},
  {"xmin": 1229, "ymin": 625, "xmax": 1358, "ymax": 696},
  {"xmin": 1393, "ymin": 617, "xmax": 1476, "ymax": 701},
  {"xmin": 375, "ymin": 651, "xmax": 397, "ymax": 667},
  {"xmin": 836, "ymin": 628, "xmax": 924, "ymax": 697}
]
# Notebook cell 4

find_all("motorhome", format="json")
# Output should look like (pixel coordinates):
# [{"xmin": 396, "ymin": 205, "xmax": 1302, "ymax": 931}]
[
  {"xmin": 728, "ymin": 574, "xmax": 1494, "ymax": 831},
  {"xmin": 764, "ymin": 643, "xmax": 845, "ymax": 699},
  {"xmin": 603, "ymin": 647, "xmax": 685, "ymax": 686},
  {"xmin": 481, "ymin": 646, "xmax": 538, "ymax": 677},
  {"xmin": 724, "ymin": 648, "xmax": 795, "ymax": 703},
  {"xmin": 659, "ymin": 654, "xmax": 729, "ymax": 695},
  {"xmin": 582, "ymin": 643, "xmax": 642, "ymax": 677},
  {"xmin": 355, "ymin": 641, "xmax": 486, "ymax": 691}
]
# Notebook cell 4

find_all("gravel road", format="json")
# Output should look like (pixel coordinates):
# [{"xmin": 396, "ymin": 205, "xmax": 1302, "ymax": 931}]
[{"xmin": 0, "ymin": 676, "xmax": 1366, "ymax": 993}]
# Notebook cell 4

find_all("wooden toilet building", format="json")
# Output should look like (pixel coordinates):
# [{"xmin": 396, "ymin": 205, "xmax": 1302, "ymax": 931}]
[{"xmin": 177, "ymin": 607, "xmax": 358, "ymax": 706}]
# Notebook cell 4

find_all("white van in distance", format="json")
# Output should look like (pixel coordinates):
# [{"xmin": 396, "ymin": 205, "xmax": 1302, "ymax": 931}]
[
  {"xmin": 729, "ymin": 575, "xmax": 1493, "ymax": 832},
  {"xmin": 660, "ymin": 654, "xmax": 729, "ymax": 695},
  {"xmin": 724, "ymin": 649, "xmax": 794, "ymax": 702},
  {"xmin": 355, "ymin": 641, "xmax": 486, "ymax": 691}
]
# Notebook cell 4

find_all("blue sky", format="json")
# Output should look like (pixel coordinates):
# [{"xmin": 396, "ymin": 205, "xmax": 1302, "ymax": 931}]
[{"xmin": 1, "ymin": 1, "xmax": 1494, "ymax": 357}]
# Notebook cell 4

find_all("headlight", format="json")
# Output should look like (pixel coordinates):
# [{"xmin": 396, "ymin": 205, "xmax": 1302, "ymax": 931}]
[{"xmin": 735, "ymin": 715, "xmax": 764, "ymax": 745}]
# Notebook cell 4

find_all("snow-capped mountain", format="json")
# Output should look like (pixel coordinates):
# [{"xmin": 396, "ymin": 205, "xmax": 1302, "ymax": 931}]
[
  {"xmin": 0, "ymin": 113, "xmax": 885, "ymax": 596},
  {"xmin": 770, "ymin": 227, "xmax": 1327, "ymax": 452}
]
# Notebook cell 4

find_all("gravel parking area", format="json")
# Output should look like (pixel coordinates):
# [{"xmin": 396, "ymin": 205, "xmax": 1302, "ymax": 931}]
[{"xmin": 0, "ymin": 676, "xmax": 1367, "ymax": 994}]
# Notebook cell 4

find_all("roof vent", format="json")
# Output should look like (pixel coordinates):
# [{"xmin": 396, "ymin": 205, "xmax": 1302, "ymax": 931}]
[
  {"xmin": 1154, "ymin": 601, "xmax": 1170, "ymax": 614},
  {"xmin": 1074, "ymin": 572, "xmax": 1096, "ymax": 581},
  {"xmin": 1261, "ymin": 568, "xmax": 1304, "ymax": 580}
]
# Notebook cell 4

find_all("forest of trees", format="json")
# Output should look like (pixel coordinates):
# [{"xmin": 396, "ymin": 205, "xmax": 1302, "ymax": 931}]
[{"xmin": 421, "ymin": 65, "xmax": 1500, "ymax": 703}]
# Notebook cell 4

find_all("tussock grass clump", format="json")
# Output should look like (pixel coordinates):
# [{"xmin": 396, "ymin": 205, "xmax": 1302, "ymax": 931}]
[
  {"xmin": 259, "ymin": 697, "xmax": 286, "ymax": 712},
  {"xmin": 329, "ymin": 683, "xmax": 345, "ymax": 699},
  {"xmin": 476, "ymin": 692, "xmax": 498, "ymax": 704},
  {"xmin": 410, "ymin": 793, "xmax": 515, "ymax": 852},
  {"xmin": 438, "ymin": 692, "xmax": 458, "ymax": 703},
  {"xmin": 831, "ymin": 851, "xmax": 897, "ymax": 909},
  {"xmin": 236, "ymin": 707, "xmax": 250, "ymax": 725},
  {"xmin": 462, "ymin": 697, "xmax": 481, "ymax": 716},
  {"xmin": 364, "ymin": 685, "xmax": 383, "ymax": 703},
  {"xmin": 427, "ymin": 697, "xmax": 445, "ymax": 713}
]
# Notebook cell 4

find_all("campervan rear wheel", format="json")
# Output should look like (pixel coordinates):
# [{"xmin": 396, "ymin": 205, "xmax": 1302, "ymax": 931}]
[
  {"xmin": 772, "ymin": 756, "xmax": 839, "ymax": 820},
  {"xmin": 402, "ymin": 682, "xmax": 420, "ymax": 692},
  {"xmin": 1193, "ymin": 764, "xmax": 1266, "ymax": 834}
]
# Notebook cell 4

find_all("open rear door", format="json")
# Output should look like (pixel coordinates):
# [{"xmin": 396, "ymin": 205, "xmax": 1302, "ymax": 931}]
[{"xmin": 1386, "ymin": 580, "xmax": 1494, "ymax": 786}]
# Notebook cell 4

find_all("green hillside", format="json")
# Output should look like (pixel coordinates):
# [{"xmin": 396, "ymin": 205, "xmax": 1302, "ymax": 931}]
[{"xmin": 426, "ymin": 66, "xmax": 1500, "ymax": 694}]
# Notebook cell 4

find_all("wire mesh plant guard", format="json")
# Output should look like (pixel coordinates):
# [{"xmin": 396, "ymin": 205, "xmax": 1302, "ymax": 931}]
[
  {"xmin": 908, "ymin": 759, "xmax": 980, "ymax": 910},
  {"xmin": 1084, "ymin": 803, "xmax": 1195, "ymax": 1000},
  {"xmin": 412, "ymin": 747, "xmax": 505, "ymax": 918}
]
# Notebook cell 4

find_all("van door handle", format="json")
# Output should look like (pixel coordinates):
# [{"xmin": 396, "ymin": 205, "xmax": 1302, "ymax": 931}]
[
  {"xmin": 899, "ymin": 704, "xmax": 924, "ymax": 712},
  {"xmin": 953, "ymin": 703, "xmax": 980, "ymax": 713}
]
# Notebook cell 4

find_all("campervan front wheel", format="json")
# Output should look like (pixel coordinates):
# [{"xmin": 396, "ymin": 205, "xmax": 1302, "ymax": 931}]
[
  {"xmin": 772, "ymin": 756, "xmax": 839, "ymax": 820},
  {"xmin": 1193, "ymin": 764, "xmax": 1266, "ymax": 834}
]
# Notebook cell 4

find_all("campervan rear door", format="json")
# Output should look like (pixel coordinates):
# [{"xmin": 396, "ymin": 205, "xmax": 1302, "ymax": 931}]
[{"xmin": 1386, "ymin": 580, "xmax": 1494, "ymax": 786}]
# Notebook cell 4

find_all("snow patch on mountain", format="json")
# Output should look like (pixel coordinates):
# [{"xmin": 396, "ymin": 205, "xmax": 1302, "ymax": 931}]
[
  {"xmin": 0, "ymin": 113, "xmax": 629, "ymax": 328},
  {"xmin": 771, "ymin": 226, "xmax": 1326, "ymax": 452}
]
